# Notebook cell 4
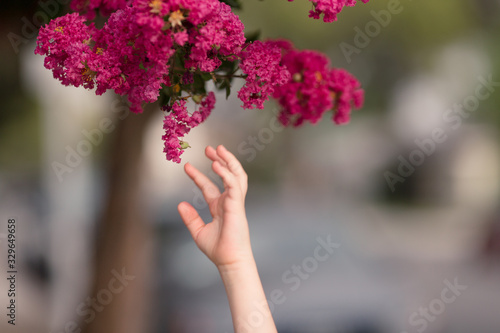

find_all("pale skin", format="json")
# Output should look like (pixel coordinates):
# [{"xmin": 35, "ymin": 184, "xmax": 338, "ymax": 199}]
[{"xmin": 178, "ymin": 145, "xmax": 278, "ymax": 333}]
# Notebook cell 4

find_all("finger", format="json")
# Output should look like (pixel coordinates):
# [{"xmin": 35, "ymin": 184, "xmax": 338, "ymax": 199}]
[
  {"xmin": 184, "ymin": 162, "xmax": 221, "ymax": 203},
  {"xmin": 212, "ymin": 160, "xmax": 238, "ymax": 191},
  {"xmin": 216, "ymin": 145, "xmax": 245, "ymax": 176},
  {"xmin": 205, "ymin": 145, "xmax": 226, "ymax": 166},
  {"xmin": 216, "ymin": 145, "xmax": 247, "ymax": 192},
  {"xmin": 178, "ymin": 202, "xmax": 205, "ymax": 242}
]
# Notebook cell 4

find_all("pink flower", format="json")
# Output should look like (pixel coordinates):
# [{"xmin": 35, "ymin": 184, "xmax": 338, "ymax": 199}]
[
  {"xmin": 173, "ymin": 31, "xmax": 188, "ymax": 46},
  {"xmin": 90, "ymin": 3, "xmax": 177, "ymax": 112},
  {"xmin": 162, "ymin": 92, "xmax": 215, "ymax": 163},
  {"xmin": 288, "ymin": 0, "xmax": 370, "ymax": 22},
  {"xmin": 35, "ymin": 13, "xmax": 97, "ymax": 89},
  {"xmin": 184, "ymin": 1, "xmax": 246, "ymax": 72},
  {"xmin": 238, "ymin": 40, "xmax": 290, "ymax": 109},
  {"xmin": 327, "ymin": 68, "xmax": 364, "ymax": 124},
  {"xmin": 271, "ymin": 40, "xmax": 364, "ymax": 126}
]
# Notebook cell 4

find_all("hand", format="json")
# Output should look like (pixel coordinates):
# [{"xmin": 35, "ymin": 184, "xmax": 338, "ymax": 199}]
[
  {"xmin": 178, "ymin": 145, "xmax": 253, "ymax": 268},
  {"xmin": 179, "ymin": 145, "xmax": 278, "ymax": 333}
]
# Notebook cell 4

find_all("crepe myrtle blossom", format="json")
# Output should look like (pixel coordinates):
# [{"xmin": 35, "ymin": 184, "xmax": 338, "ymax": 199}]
[
  {"xmin": 34, "ymin": 13, "xmax": 97, "ymax": 89},
  {"xmin": 238, "ymin": 40, "xmax": 291, "ymax": 109},
  {"xmin": 162, "ymin": 93, "xmax": 216, "ymax": 163},
  {"xmin": 36, "ymin": 0, "xmax": 245, "ymax": 114},
  {"xmin": 271, "ymin": 40, "xmax": 364, "ymax": 127},
  {"xmin": 35, "ymin": 0, "xmax": 365, "ymax": 162},
  {"xmin": 288, "ymin": 0, "xmax": 370, "ymax": 22}
]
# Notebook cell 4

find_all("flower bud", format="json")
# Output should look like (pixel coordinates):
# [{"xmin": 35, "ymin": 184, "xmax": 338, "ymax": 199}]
[
  {"xmin": 192, "ymin": 95, "xmax": 203, "ymax": 104},
  {"xmin": 179, "ymin": 141, "xmax": 191, "ymax": 150}
]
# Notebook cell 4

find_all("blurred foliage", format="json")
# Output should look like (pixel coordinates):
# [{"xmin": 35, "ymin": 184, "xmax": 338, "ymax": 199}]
[
  {"xmin": 0, "ymin": 35, "xmax": 41, "ymax": 172},
  {"xmin": 0, "ymin": 0, "xmax": 68, "ymax": 172}
]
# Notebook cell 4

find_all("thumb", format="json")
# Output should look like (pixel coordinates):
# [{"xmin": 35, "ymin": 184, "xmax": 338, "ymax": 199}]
[{"xmin": 178, "ymin": 201, "xmax": 205, "ymax": 242}]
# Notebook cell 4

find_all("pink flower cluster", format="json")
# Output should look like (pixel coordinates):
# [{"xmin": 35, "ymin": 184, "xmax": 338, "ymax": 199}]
[
  {"xmin": 272, "ymin": 40, "xmax": 364, "ymax": 126},
  {"xmin": 288, "ymin": 0, "xmax": 370, "ymax": 22},
  {"xmin": 328, "ymin": 68, "xmax": 364, "ymax": 124},
  {"xmin": 34, "ymin": 13, "xmax": 97, "ymax": 89},
  {"xmin": 183, "ymin": 2, "xmax": 246, "ymax": 72},
  {"xmin": 36, "ymin": 0, "xmax": 245, "ymax": 161},
  {"xmin": 90, "ymin": 6, "xmax": 176, "ymax": 113},
  {"xmin": 238, "ymin": 40, "xmax": 291, "ymax": 109},
  {"xmin": 36, "ymin": 0, "xmax": 245, "ymax": 114},
  {"xmin": 162, "ymin": 92, "xmax": 216, "ymax": 163},
  {"xmin": 131, "ymin": 0, "xmax": 245, "ymax": 72},
  {"xmin": 36, "ymin": 0, "xmax": 367, "ymax": 163}
]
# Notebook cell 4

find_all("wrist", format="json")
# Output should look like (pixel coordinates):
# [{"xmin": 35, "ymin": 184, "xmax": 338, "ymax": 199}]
[{"xmin": 217, "ymin": 255, "xmax": 258, "ymax": 279}]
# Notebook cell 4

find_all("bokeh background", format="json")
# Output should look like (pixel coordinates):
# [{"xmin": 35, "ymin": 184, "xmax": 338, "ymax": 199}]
[{"xmin": 1, "ymin": 0, "xmax": 500, "ymax": 332}]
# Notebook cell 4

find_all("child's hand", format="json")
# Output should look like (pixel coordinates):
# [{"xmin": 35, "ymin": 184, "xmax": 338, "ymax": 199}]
[
  {"xmin": 178, "ymin": 145, "xmax": 253, "ymax": 268},
  {"xmin": 179, "ymin": 145, "xmax": 278, "ymax": 332}
]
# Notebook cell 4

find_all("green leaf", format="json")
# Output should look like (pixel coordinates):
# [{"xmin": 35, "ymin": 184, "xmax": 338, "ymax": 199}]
[
  {"xmin": 171, "ymin": 74, "xmax": 181, "ymax": 85},
  {"xmin": 218, "ymin": 59, "xmax": 238, "ymax": 74},
  {"xmin": 216, "ymin": 80, "xmax": 232, "ymax": 100},
  {"xmin": 173, "ymin": 49, "xmax": 186, "ymax": 69},
  {"xmin": 159, "ymin": 89, "xmax": 171, "ymax": 107},
  {"xmin": 200, "ymin": 72, "xmax": 213, "ymax": 81},
  {"xmin": 193, "ymin": 74, "xmax": 207, "ymax": 95}
]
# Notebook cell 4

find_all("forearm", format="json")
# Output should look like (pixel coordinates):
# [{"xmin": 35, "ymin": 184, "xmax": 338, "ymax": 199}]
[{"xmin": 218, "ymin": 258, "xmax": 278, "ymax": 333}]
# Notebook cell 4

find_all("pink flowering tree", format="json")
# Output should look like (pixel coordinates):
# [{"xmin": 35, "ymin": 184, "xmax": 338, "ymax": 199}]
[
  {"xmin": 35, "ymin": 0, "xmax": 367, "ymax": 163},
  {"xmin": 35, "ymin": 1, "xmax": 369, "ymax": 332}
]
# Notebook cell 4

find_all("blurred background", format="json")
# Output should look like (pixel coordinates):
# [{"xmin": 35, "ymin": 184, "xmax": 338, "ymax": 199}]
[{"xmin": 1, "ymin": 0, "xmax": 500, "ymax": 332}]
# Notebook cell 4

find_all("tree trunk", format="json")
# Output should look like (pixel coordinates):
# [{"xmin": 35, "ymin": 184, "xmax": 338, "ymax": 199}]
[{"xmin": 81, "ymin": 106, "xmax": 156, "ymax": 333}]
